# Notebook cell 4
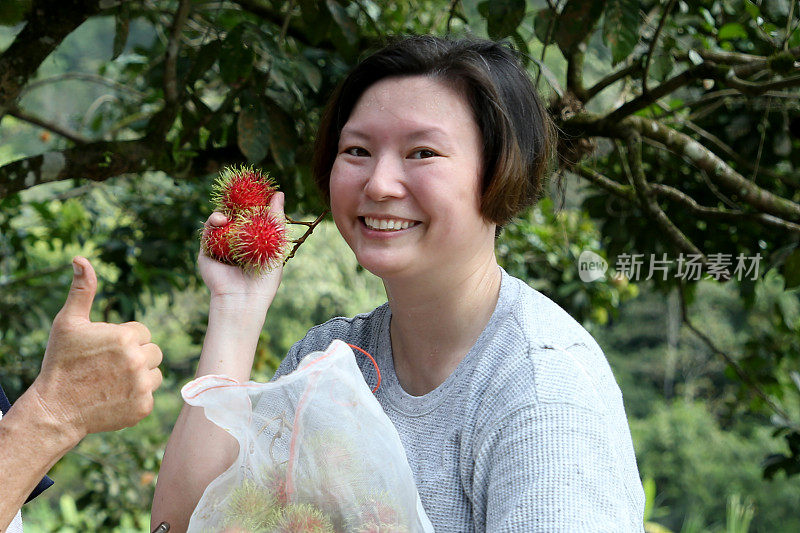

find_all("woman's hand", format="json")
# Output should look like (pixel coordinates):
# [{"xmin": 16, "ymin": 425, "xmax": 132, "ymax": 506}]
[{"xmin": 198, "ymin": 191, "xmax": 285, "ymax": 318}]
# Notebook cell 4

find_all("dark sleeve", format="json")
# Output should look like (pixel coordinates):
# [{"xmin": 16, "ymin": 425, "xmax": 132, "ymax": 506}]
[{"xmin": 0, "ymin": 383, "xmax": 55, "ymax": 502}]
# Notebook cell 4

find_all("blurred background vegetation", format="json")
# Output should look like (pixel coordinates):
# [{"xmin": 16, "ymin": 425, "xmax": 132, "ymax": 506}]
[{"xmin": 1, "ymin": 0, "xmax": 798, "ymax": 531}]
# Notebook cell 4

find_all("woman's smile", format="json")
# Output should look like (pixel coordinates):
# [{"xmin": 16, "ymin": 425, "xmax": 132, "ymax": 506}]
[
  {"xmin": 329, "ymin": 75, "xmax": 494, "ymax": 281},
  {"xmin": 361, "ymin": 216, "xmax": 420, "ymax": 232}
]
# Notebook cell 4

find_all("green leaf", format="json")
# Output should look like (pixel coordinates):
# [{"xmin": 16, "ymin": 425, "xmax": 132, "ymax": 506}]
[
  {"xmin": 718, "ymin": 22, "xmax": 748, "ymax": 41},
  {"xmin": 264, "ymin": 99, "xmax": 298, "ymax": 169},
  {"xmin": 555, "ymin": 0, "xmax": 606, "ymax": 54},
  {"xmin": 185, "ymin": 40, "xmax": 221, "ymax": 85},
  {"xmin": 777, "ymin": 291, "xmax": 800, "ymax": 329},
  {"xmin": 296, "ymin": 59, "xmax": 322, "ymax": 93},
  {"xmin": 533, "ymin": 8, "xmax": 557, "ymax": 45},
  {"xmin": 326, "ymin": 0, "xmax": 358, "ymax": 46},
  {"xmin": 744, "ymin": 0, "xmax": 761, "ymax": 19},
  {"xmin": 783, "ymin": 248, "xmax": 800, "ymax": 289},
  {"xmin": 237, "ymin": 94, "xmax": 271, "ymax": 164},
  {"xmin": 0, "ymin": 0, "xmax": 31, "ymax": 26},
  {"xmin": 649, "ymin": 48, "xmax": 674, "ymax": 82},
  {"xmin": 299, "ymin": 0, "xmax": 333, "ymax": 44},
  {"xmin": 509, "ymin": 30, "xmax": 530, "ymax": 66},
  {"xmin": 603, "ymin": 0, "xmax": 640, "ymax": 65},
  {"xmin": 219, "ymin": 26, "xmax": 254, "ymax": 85},
  {"xmin": 477, "ymin": 0, "xmax": 526, "ymax": 40}
]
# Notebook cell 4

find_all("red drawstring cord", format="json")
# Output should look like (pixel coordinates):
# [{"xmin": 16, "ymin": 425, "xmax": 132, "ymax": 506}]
[{"xmin": 347, "ymin": 343, "xmax": 381, "ymax": 393}]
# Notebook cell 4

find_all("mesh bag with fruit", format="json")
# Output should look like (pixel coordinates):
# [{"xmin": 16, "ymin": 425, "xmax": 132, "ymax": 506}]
[{"xmin": 181, "ymin": 339, "xmax": 435, "ymax": 533}]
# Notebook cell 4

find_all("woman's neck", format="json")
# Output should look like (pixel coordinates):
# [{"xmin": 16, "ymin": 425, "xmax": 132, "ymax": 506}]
[{"xmin": 384, "ymin": 254, "xmax": 502, "ymax": 396}]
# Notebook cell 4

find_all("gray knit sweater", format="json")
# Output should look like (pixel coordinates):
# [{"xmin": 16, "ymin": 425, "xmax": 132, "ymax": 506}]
[{"xmin": 273, "ymin": 268, "xmax": 645, "ymax": 532}]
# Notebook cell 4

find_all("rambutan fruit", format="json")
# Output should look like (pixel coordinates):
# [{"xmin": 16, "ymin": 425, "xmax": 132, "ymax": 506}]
[
  {"xmin": 352, "ymin": 494, "xmax": 407, "ymax": 533},
  {"xmin": 260, "ymin": 463, "xmax": 289, "ymax": 507},
  {"xmin": 268, "ymin": 503, "xmax": 335, "ymax": 533},
  {"xmin": 222, "ymin": 479, "xmax": 279, "ymax": 532},
  {"xmin": 200, "ymin": 220, "xmax": 236, "ymax": 264},
  {"xmin": 212, "ymin": 165, "xmax": 277, "ymax": 214},
  {"xmin": 229, "ymin": 206, "xmax": 288, "ymax": 274}
]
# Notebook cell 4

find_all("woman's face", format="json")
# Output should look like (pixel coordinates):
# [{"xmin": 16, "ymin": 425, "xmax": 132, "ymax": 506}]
[{"xmin": 329, "ymin": 75, "xmax": 496, "ymax": 282}]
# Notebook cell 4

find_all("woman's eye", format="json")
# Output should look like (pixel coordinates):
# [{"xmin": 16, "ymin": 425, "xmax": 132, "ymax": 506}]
[
  {"xmin": 344, "ymin": 147, "xmax": 369, "ymax": 157},
  {"xmin": 409, "ymin": 149, "xmax": 437, "ymax": 159}
]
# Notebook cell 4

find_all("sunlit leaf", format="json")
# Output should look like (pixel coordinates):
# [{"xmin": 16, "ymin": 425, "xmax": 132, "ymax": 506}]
[{"xmin": 718, "ymin": 22, "xmax": 748, "ymax": 40}]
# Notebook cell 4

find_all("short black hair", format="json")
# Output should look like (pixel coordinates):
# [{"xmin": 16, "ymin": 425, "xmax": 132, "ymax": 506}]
[{"xmin": 312, "ymin": 35, "xmax": 554, "ymax": 226}]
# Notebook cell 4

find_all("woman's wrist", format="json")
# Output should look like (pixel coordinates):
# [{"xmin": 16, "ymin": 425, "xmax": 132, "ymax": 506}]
[{"xmin": 197, "ymin": 302, "xmax": 268, "ymax": 381}]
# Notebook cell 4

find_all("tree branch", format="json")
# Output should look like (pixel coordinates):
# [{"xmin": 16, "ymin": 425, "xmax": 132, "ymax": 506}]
[
  {"xmin": 164, "ymin": 0, "xmax": 192, "ymax": 106},
  {"xmin": 0, "ymin": 140, "xmax": 157, "ymax": 198},
  {"xmin": 146, "ymin": 0, "xmax": 192, "ymax": 141},
  {"xmin": 0, "ymin": 265, "xmax": 70, "ymax": 289},
  {"xmin": 584, "ymin": 60, "xmax": 643, "ymax": 102},
  {"xmin": 622, "ymin": 131, "xmax": 707, "ymax": 260},
  {"xmin": 625, "ymin": 116, "xmax": 800, "ymax": 221},
  {"xmin": 658, "ymin": 102, "xmax": 800, "ymax": 189},
  {"xmin": 0, "ymin": 139, "xmax": 253, "ymax": 199},
  {"xmin": 5, "ymin": 106, "xmax": 90, "ymax": 144},
  {"xmin": 574, "ymin": 165, "xmax": 635, "ymax": 201},
  {"xmin": 678, "ymin": 283, "xmax": 793, "ymax": 423},
  {"xmin": 20, "ymin": 72, "xmax": 148, "ymax": 100},
  {"xmin": 605, "ymin": 62, "xmax": 716, "ymax": 123},
  {"xmin": 718, "ymin": 70, "xmax": 800, "ymax": 97},
  {"xmin": 650, "ymin": 183, "xmax": 800, "ymax": 234},
  {"xmin": 0, "ymin": 0, "xmax": 103, "ymax": 117},
  {"xmin": 642, "ymin": 0, "xmax": 677, "ymax": 93}
]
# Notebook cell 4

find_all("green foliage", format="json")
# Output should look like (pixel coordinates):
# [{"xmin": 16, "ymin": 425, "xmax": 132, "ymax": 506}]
[
  {"xmin": 2, "ymin": 0, "xmax": 800, "ymax": 528},
  {"xmin": 603, "ymin": 0, "xmax": 640, "ymax": 64},
  {"xmin": 497, "ymin": 197, "xmax": 638, "ymax": 329},
  {"xmin": 630, "ymin": 400, "xmax": 800, "ymax": 532}
]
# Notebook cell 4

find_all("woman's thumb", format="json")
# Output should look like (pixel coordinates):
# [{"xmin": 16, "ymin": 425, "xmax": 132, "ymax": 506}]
[{"xmin": 60, "ymin": 256, "xmax": 98, "ymax": 320}]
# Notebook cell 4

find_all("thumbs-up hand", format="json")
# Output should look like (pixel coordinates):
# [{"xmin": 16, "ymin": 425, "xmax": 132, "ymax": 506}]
[{"xmin": 30, "ymin": 257, "xmax": 163, "ymax": 442}]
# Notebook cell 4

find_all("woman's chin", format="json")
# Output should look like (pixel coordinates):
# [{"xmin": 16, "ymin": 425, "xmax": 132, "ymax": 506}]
[{"xmin": 355, "ymin": 252, "xmax": 420, "ymax": 281}]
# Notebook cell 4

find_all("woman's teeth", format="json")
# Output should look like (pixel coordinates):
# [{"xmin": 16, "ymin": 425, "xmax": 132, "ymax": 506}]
[{"xmin": 364, "ymin": 216, "xmax": 414, "ymax": 231}]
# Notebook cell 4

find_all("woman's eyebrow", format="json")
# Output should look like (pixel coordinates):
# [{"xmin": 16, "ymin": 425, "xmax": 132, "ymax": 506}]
[
  {"xmin": 339, "ymin": 126, "xmax": 454, "ymax": 150},
  {"xmin": 339, "ymin": 127, "xmax": 370, "ymax": 140}
]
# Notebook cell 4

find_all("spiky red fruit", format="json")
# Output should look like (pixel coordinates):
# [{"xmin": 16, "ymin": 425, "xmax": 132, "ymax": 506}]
[
  {"xmin": 212, "ymin": 165, "xmax": 277, "ymax": 213},
  {"xmin": 201, "ymin": 221, "xmax": 235, "ymax": 263},
  {"xmin": 230, "ymin": 206, "xmax": 288, "ymax": 273}
]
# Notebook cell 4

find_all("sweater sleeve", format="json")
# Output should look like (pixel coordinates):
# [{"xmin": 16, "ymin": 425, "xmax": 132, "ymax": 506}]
[{"xmin": 472, "ymin": 401, "xmax": 644, "ymax": 533}]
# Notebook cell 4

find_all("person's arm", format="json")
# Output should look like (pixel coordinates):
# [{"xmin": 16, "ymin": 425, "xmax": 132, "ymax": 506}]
[
  {"xmin": 473, "ymin": 401, "xmax": 642, "ymax": 532},
  {"xmin": 0, "ymin": 257, "xmax": 163, "ymax": 531},
  {"xmin": 0, "ymin": 389, "xmax": 80, "ymax": 530},
  {"xmin": 469, "ymin": 345, "xmax": 639, "ymax": 532},
  {"xmin": 151, "ymin": 193, "xmax": 285, "ymax": 531}
]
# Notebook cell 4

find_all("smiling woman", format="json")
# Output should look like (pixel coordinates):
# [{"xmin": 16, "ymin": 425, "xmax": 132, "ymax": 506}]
[{"xmin": 153, "ymin": 36, "xmax": 646, "ymax": 532}]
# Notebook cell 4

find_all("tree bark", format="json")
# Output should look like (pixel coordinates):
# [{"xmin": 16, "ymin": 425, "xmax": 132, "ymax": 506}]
[{"xmin": 0, "ymin": 0, "xmax": 102, "ymax": 117}]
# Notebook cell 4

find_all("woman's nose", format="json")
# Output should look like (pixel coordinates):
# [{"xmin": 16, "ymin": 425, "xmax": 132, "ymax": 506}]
[{"xmin": 363, "ymin": 155, "xmax": 405, "ymax": 201}]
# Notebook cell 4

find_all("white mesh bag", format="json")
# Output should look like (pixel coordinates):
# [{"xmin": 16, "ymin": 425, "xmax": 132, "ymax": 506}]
[{"xmin": 182, "ymin": 339, "xmax": 434, "ymax": 532}]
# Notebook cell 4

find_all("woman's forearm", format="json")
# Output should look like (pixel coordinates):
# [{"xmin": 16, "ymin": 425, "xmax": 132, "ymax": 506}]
[{"xmin": 151, "ymin": 300, "xmax": 266, "ymax": 531}]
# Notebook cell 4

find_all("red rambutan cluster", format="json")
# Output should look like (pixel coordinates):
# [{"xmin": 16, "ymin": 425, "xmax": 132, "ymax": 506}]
[{"xmin": 200, "ymin": 165, "xmax": 288, "ymax": 273}]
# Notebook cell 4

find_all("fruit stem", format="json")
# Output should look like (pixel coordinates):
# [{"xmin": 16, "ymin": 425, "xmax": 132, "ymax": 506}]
[{"xmin": 284, "ymin": 210, "xmax": 328, "ymax": 263}]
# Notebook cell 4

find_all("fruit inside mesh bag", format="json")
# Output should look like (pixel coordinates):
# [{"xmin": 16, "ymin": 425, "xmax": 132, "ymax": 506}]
[{"xmin": 181, "ymin": 339, "xmax": 434, "ymax": 533}]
